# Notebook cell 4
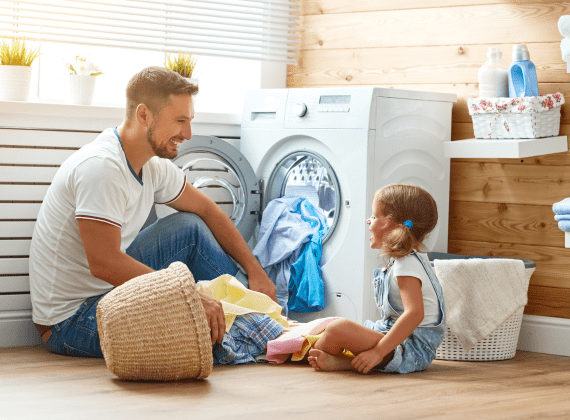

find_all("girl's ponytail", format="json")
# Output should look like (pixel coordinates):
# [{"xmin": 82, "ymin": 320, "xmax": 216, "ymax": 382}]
[{"xmin": 382, "ymin": 220, "xmax": 416, "ymax": 259}]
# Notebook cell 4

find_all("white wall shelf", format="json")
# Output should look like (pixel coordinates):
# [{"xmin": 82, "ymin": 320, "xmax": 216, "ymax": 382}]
[{"xmin": 444, "ymin": 136, "xmax": 568, "ymax": 159}]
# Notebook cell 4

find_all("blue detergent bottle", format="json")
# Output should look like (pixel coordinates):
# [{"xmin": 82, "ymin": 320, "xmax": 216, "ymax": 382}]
[{"xmin": 508, "ymin": 44, "xmax": 539, "ymax": 98}]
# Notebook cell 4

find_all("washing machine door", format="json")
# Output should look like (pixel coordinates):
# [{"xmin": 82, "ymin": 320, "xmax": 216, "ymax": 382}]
[
  {"xmin": 155, "ymin": 135, "xmax": 260, "ymax": 243},
  {"xmin": 263, "ymin": 150, "xmax": 341, "ymax": 244}
]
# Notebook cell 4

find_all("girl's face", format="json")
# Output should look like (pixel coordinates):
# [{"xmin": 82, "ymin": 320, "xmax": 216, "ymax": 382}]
[{"xmin": 367, "ymin": 200, "xmax": 396, "ymax": 250}]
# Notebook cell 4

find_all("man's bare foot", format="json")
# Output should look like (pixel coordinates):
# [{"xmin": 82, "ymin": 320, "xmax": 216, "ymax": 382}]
[{"xmin": 307, "ymin": 349, "xmax": 352, "ymax": 372}]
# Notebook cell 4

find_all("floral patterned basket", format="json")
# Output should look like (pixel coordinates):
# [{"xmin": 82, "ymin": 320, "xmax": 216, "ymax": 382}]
[{"xmin": 468, "ymin": 93, "xmax": 564, "ymax": 139}]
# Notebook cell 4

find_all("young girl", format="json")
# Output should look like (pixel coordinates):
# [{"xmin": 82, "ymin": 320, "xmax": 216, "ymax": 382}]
[{"xmin": 307, "ymin": 184, "xmax": 446, "ymax": 374}]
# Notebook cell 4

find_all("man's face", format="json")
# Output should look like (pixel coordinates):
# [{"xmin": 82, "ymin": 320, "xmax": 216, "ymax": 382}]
[{"xmin": 146, "ymin": 94, "xmax": 194, "ymax": 159}]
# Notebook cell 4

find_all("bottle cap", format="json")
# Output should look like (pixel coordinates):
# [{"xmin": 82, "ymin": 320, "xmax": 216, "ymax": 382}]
[
  {"xmin": 512, "ymin": 44, "xmax": 530, "ymax": 61},
  {"xmin": 486, "ymin": 47, "xmax": 502, "ymax": 62}
]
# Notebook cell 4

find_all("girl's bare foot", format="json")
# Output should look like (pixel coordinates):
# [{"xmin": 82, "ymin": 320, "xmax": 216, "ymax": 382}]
[{"xmin": 307, "ymin": 349, "xmax": 352, "ymax": 371}]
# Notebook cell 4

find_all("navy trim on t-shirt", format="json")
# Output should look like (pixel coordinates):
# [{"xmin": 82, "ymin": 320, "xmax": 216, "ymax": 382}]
[
  {"xmin": 157, "ymin": 174, "xmax": 187, "ymax": 205},
  {"xmin": 113, "ymin": 128, "xmax": 143, "ymax": 186}
]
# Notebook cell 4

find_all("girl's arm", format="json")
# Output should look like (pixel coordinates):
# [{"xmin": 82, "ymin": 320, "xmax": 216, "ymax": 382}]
[{"xmin": 351, "ymin": 275, "xmax": 424, "ymax": 374}]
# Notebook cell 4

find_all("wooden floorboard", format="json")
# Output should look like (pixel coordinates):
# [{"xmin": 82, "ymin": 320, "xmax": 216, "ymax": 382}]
[{"xmin": 1, "ymin": 346, "xmax": 570, "ymax": 420}]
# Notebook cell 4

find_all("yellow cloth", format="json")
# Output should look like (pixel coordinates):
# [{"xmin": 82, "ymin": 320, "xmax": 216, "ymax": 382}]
[
  {"xmin": 291, "ymin": 334, "xmax": 321, "ymax": 361},
  {"xmin": 197, "ymin": 274, "xmax": 290, "ymax": 332},
  {"xmin": 290, "ymin": 334, "xmax": 355, "ymax": 361}
]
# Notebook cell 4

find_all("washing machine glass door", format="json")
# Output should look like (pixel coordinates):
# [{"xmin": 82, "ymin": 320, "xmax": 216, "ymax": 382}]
[
  {"xmin": 155, "ymin": 135, "xmax": 260, "ymax": 243},
  {"xmin": 265, "ymin": 150, "xmax": 340, "ymax": 244}
]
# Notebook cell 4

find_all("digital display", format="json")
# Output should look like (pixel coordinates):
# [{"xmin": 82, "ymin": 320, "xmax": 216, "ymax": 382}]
[{"xmin": 319, "ymin": 95, "xmax": 351, "ymax": 105}]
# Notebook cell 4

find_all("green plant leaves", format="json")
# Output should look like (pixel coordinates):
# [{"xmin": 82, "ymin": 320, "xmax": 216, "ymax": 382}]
[
  {"xmin": 165, "ymin": 52, "xmax": 197, "ymax": 78},
  {"xmin": 0, "ymin": 37, "xmax": 40, "ymax": 66}
]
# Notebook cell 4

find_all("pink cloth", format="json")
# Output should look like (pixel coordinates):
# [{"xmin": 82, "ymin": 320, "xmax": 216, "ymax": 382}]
[{"xmin": 266, "ymin": 317, "xmax": 339, "ymax": 364}]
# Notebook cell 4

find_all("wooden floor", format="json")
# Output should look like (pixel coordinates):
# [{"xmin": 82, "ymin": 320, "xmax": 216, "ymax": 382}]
[{"xmin": 2, "ymin": 346, "xmax": 570, "ymax": 420}]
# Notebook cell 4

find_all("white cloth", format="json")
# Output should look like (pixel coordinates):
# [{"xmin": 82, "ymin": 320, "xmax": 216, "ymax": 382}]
[
  {"xmin": 557, "ymin": 16, "xmax": 570, "ymax": 70},
  {"xmin": 391, "ymin": 253, "xmax": 440, "ymax": 326},
  {"xmin": 561, "ymin": 37, "xmax": 570, "ymax": 63},
  {"xmin": 29, "ymin": 128, "xmax": 186, "ymax": 325},
  {"xmin": 558, "ymin": 15, "xmax": 570, "ymax": 38},
  {"xmin": 433, "ymin": 258, "xmax": 529, "ymax": 351}
]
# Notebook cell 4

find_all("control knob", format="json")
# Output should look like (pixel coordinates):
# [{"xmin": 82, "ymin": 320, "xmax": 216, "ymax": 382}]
[{"xmin": 293, "ymin": 102, "xmax": 308, "ymax": 117}]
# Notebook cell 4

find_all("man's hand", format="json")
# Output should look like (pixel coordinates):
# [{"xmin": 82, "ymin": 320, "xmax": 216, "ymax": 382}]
[
  {"xmin": 198, "ymin": 291, "xmax": 226, "ymax": 344},
  {"xmin": 168, "ymin": 186, "xmax": 278, "ymax": 303},
  {"xmin": 247, "ymin": 271, "xmax": 277, "ymax": 303}
]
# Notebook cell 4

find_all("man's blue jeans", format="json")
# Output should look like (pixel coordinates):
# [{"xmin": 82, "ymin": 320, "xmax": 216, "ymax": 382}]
[{"xmin": 45, "ymin": 212, "xmax": 247, "ymax": 357}]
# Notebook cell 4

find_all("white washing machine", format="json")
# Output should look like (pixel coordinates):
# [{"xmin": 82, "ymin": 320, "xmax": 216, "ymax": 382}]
[{"xmin": 156, "ymin": 87, "xmax": 457, "ymax": 324}]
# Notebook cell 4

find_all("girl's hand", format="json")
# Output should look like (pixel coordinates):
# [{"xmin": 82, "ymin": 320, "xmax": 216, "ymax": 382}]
[{"xmin": 351, "ymin": 348, "xmax": 386, "ymax": 374}]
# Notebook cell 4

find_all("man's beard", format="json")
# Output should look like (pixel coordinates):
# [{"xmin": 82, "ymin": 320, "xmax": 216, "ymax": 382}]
[{"xmin": 146, "ymin": 127, "xmax": 178, "ymax": 159}]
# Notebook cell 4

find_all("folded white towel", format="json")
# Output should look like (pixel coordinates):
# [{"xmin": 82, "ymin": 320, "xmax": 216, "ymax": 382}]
[
  {"xmin": 559, "ymin": 15, "xmax": 570, "ymax": 38},
  {"xmin": 561, "ymin": 37, "xmax": 570, "ymax": 62},
  {"xmin": 434, "ymin": 258, "xmax": 530, "ymax": 351}
]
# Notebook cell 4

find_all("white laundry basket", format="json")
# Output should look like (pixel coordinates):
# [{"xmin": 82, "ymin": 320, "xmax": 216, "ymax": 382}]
[{"xmin": 428, "ymin": 252, "xmax": 535, "ymax": 361}]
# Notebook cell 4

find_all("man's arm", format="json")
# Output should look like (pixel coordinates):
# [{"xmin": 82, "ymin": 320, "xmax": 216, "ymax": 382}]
[
  {"xmin": 167, "ymin": 181, "xmax": 277, "ymax": 302},
  {"xmin": 77, "ymin": 218, "xmax": 226, "ymax": 344},
  {"xmin": 78, "ymin": 218, "xmax": 152, "ymax": 285}
]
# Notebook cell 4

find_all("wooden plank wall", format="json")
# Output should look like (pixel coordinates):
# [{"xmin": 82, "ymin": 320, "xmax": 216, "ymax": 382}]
[{"xmin": 288, "ymin": 0, "xmax": 570, "ymax": 319}]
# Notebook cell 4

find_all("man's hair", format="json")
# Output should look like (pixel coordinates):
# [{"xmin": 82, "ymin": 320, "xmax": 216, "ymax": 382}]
[{"xmin": 125, "ymin": 66, "xmax": 199, "ymax": 120}]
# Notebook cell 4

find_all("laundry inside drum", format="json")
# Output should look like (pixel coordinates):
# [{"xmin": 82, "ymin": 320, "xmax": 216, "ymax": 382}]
[{"xmin": 268, "ymin": 152, "xmax": 340, "ymax": 243}]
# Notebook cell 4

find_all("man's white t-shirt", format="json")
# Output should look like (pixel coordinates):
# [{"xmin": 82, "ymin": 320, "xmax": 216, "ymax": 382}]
[
  {"xmin": 29, "ymin": 128, "xmax": 186, "ymax": 326},
  {"xmin": 389, "ymin": 253, "xmax": 440, "ymax": 326}
]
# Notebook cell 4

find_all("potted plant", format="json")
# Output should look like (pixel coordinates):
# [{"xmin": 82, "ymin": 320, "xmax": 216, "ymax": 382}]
[
  {"xmin": 165, "ymin": 52, "xmax": 198, "ymax": 85},
  {"xmin": 0, "ymin": 37, "xmax": 40, "ymax": 102},
  {"xmin": 63, "ymin": 54, "xmax": 103, "ymax": 105}
]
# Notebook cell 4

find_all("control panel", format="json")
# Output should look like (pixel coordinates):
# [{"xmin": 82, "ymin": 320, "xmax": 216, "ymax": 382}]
[
  {"xmin": 318, "ymin": 94, "xmax": 351, "ymax": 113},
  {"xmin": 284, "ymin": 88, "xmax": 375, "ymax": 129}
]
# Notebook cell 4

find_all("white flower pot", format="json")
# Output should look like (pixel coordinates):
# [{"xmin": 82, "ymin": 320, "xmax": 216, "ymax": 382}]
[
  {"xmin": 0, "ymin": 65, "xmax": 33, "ymax": 102},
  {"xmin": 184, "ymin": 78, "xmax": 198, "ymax": 109},
  {"xmin": 185, "ymin": 77, "xmax": 198, "ymax": 86},
  {"xmin": 68, "ymin": 74, "xmax": 97, "ymax": 105}
]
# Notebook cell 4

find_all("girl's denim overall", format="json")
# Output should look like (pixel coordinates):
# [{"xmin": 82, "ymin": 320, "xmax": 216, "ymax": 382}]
[{"xmin": 364, "ymin": 251, "xmax": 446, "ymax": 373}]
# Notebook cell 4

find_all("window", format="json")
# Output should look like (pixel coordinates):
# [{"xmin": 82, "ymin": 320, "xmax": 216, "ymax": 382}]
[{"xmin": 0, "ymin": 0, "xmax": 299, "ymax": 114}]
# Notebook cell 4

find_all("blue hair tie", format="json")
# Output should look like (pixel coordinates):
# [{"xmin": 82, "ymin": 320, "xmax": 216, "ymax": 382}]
[{"xmin": 403, "ymin": 220, "xmax": 413, "ymax": 229}]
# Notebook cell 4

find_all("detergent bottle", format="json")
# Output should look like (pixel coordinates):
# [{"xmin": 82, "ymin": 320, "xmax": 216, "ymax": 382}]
[
  {"xmin": 508, "ymin": 44, "xmax": 539, "ymax": 98},
  {"xmin": 477, "ymin": 47, "xmax": 509, "ymax": 98}
]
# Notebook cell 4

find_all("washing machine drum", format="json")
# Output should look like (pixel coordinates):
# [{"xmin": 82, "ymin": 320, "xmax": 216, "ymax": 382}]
[{"xmin": 155, "ymin": 135, "xmax": 340, "ymax": 244}]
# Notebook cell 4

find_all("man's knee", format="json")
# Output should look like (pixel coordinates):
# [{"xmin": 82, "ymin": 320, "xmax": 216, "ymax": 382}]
[
  {"xmin": 165, "ymin": 211, "xmax": 204, "ymax": 225},
  {"xmin": 162, "ymin": 212, "xmax": 210, "ymax": 235}
]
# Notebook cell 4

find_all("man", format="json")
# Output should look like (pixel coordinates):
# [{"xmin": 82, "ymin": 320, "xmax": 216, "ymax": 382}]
[{"xmin": 29, "ymin": 66, "xmax": 276, "ymax": 357}]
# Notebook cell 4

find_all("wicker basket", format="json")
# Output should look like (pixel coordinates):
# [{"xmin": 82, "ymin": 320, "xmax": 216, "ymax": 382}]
[
  {"xmin": 471, "ymin": 106, "xmax": 561, "ymax": 139},
  {"xmin": 97, "ymin": 262, "xmax": 213, "ymax": 381},
  {"xmin": 435, "ymin": 264, "xmax": 535, "ymax": 362}
]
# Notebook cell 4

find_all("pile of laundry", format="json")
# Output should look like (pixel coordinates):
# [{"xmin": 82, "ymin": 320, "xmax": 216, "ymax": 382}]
[
  {"xmin": 197, "ymin": 274, "xmax": 289, "ymax": 365},
  {"xmin": 253, "ymin": 196, "xmax": 329, "ymax": 315},
  {"xmin": 553, "ymin": 198, "xmax": 570, "ymax": 232}
]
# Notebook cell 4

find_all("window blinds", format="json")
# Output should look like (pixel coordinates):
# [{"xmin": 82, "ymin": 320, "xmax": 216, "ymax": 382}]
[{"xmin": 0, "ymin": 0, "xmax": 299, "ymax": 63}]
